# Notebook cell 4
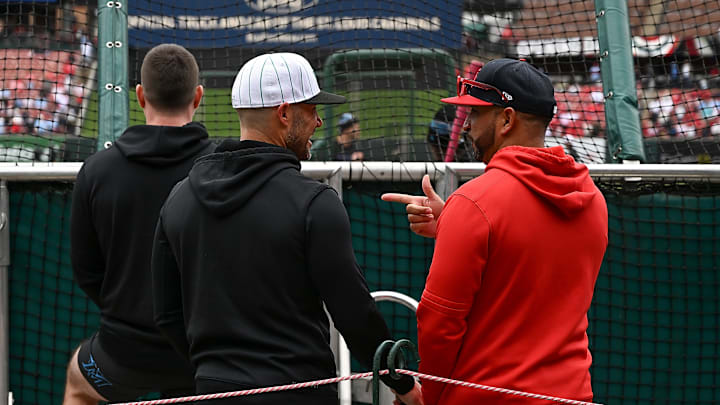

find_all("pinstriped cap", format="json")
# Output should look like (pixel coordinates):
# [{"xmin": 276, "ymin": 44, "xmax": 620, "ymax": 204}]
[{"xmin": 231, "ymin": 52, "xmax": 346, "ymax": 108}]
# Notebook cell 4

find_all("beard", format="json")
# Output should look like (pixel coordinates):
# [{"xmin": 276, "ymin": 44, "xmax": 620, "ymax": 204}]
[
  {"xmin": 472, "ymin": 142, "xmax": 484, "ymax": 162},
  {"xmin": 472, "ymin": 133, "xmax": 487, "ymax": 162},
  {"xmin": 286, "ymin": 115, "xmax": 312, "ymax": 160},
  {"xmin": 471, "ymin": 126, "xmax": 496, "ymax": 163}
]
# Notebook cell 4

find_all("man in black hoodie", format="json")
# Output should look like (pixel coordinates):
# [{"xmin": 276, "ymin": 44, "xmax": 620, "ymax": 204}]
[
  {"xmin": 151, "ymin": 52, "xmax": 423, "ymax": 404},
  {"xmin": 63, "ymin": 44, "xmax": 215, "ymax": 404}
]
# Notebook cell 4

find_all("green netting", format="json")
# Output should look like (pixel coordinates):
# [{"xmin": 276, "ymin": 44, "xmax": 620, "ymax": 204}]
[
  {"xmin": 3, "ymin": 1, "xmax": 720, "ymax": 163},
  {"xmin": 122, "ymin": 0, "xmax": 627, "ymax": 163},
  {"xmin": 590, "ymin": 180, "xmax": 720, "ymax": 404},
  {"xmin": 6, "ymin": 177, "xmax": 720, "ymax": 404},
  {"xmin": 344, "ymin": 182, "xmax": 435, "ymax": 348},
  {"xmin": 8, "ymin": 183, "xmax": 100, "ymax": 405},
  {"xmin": 3, "ymin": 0, "xmax": 720, "ymax": 403}
]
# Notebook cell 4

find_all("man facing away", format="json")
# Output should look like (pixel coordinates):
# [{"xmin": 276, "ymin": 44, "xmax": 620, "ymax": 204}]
[
  {"xmin": 383, "ymin": 59, "xmax": 608, "ymax": 404},
  {"xmin": 151, "ymin": 52, "xmax": 423, "ymax": 405},
  {"xmin": 64, "ymin": 44, "xmax": 215, "ymax": 404}
]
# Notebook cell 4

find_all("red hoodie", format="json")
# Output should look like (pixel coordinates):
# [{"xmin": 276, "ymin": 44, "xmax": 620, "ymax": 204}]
[{"xmin": 417, "ymin": 145, "xmax": 608, "ymax": 404}]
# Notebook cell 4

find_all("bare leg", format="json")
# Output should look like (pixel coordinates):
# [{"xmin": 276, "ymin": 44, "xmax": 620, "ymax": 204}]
[{"xmin": 62, "ymin": 346, "xmax": 108, "ymax": 405}]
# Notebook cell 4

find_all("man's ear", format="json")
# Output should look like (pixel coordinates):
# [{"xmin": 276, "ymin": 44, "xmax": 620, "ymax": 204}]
[
  {"xmin": 136, "ymin": 84, "xmax": 146, "ymax": 109},
  {"xmin": 277, "ymin": 102, "xmax": 291, "ymax": 126},
  {"xmin": 193, "ymin": 85, "xmax": 204, "ymax": 109},
  {"xmin": 499, "ymin": 107, "xmax": 516, "ymax": 136}
]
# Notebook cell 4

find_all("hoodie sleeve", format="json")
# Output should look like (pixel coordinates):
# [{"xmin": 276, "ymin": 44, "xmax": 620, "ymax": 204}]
[
  {"xmin": 70, "ymin": 166, "xmax": 104, "ymax": 307},
  {"xmin": 151, "ymin": 213, "xmax": 190, "ymax": 360},
  {"xmin": 416, "ymin": 194, "xmax": 489, "ymax": 405},
  {"xmin": 306, "ymin": 188, "xmax": 415, "ymax": 395}
]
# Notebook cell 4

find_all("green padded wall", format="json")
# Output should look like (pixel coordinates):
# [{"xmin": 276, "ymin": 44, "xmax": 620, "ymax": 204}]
[{"xmin": 6, "ymin": 181, "xmax": 719, "ymax": 404}]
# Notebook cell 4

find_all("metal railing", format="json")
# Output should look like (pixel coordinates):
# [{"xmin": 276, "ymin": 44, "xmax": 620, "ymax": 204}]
[
  {"xmin": 335, "ymin": 291, "xmax": 420, "ymax": 405},
  {"xmin": 3, "ymin": 162, "xmax": 720, "ymax": 182},
  {"xmin": 1, "ymin": 162, "xmax": 719, "ymax": 405}
]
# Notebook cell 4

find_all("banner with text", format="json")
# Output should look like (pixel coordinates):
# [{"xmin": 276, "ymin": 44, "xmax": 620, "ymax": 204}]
[{"xmin": 127, "ymin": 0, "xmax": 462, "ymax": 49}]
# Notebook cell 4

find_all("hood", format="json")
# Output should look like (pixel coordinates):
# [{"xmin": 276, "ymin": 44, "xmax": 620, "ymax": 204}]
[
  {"xmin": 114, "ymin": 122, "xmax": 212, "ymax": 166},
  {"xmin": 486, "ymin": 145, "xmax": 599, "ymax": 217},
  {"xmin": 188, "ymin": 139, "xmax": 300, "ymax": 217}
]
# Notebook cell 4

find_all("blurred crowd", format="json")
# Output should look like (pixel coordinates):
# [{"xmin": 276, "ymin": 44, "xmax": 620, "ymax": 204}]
[
  {"xmin": 548, "ymin": 82, "xmax": 720, "ymax": 139},
  {"xmin": 0, "ymin": 49, "xmax": 89, "ymax": 136},
  {"xmin": 1, "ymin": 8, "xmax": 95, "ymax": 137},
  {"xmin": 642, "ymin": 87, "xmax": 720, "ymax": 138}
]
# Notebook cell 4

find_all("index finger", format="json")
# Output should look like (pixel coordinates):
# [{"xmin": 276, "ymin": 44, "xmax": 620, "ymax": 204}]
[{"xmin": 381, "ymin": 193, "xmax": 422, "ymax": 205}]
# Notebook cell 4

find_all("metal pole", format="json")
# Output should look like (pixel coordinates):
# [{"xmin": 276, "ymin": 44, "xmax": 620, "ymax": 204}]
[
  {"xmin": 345, "ymin": 291, "xmax": 420, "ymax": 404},
  {"xmin": 0, "ymin": 180, "xmax": 11, "ymax": 405},
  {"xmin": 320, "ymin": 170, "xmax": 352, "ymax": 405},
  {"xmin": 595, "ymin": 0, "xmax": 645, "ymax": 162},
  {"xmin": 326, "ymin": 167, "xmax": 343, "ymax": 201},
  {"xmin": 436, "ymin": 166, "xmax": 459, "ymax": 200},
  {"xmin": 97, "ymin": 0, "xmax": 129, "ymax": 150},
  {"xmin": 3, "ymin": 162, "xmax": 720, "ymax": 182},
  {"xmin": 337, "ymin": 335, "xmax": 352, "ymax": 405},
  {"xmin": 370, "ymin": 291, "xmax": 419, "ymax": 311}
]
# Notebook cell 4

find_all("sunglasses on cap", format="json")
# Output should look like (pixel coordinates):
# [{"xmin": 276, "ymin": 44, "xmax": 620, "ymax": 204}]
[{"xmin": 456, "ymin": 76, "xmax": 513, "ymax": 104}]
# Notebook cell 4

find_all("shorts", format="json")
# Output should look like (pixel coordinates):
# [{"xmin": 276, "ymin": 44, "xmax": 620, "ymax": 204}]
[{"xmin": 76, "ymin": 332, "xmax": 195, "ymax": 402}]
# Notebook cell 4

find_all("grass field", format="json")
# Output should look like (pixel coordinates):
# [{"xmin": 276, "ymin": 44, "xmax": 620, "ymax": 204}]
[{"xmin": 83, "ymin": 88, "xmax": 451, "ymax": 140}]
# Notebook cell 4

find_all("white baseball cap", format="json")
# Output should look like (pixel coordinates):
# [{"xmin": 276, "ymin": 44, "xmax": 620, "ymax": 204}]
[{"xmin": 231, "ymin": 52, "xmax": 346, "ymax": 108}]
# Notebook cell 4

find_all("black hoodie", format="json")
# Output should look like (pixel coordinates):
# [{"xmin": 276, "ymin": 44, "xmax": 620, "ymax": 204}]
[
  {"xmin": 152, "ymin": 140, "xmax": 414, "ymax": 399},
  {"xmin": 71, "ymin": 122, "xmax": 215, "ymax": 369}
]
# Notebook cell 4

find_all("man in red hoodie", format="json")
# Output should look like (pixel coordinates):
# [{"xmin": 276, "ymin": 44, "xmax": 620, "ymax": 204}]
[{"xmin": 383, "ymin": 59, "xmax": 608, "ymax": 404}]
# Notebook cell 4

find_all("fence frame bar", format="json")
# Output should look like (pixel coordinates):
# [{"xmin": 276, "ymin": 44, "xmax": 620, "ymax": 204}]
[
  {"xmin": 1, "ymin": 162, "xmax": 719, "ymax": 182},
  {"xmin": 0, "ymin": 180, "xmax": 9, "ymax": 405}
]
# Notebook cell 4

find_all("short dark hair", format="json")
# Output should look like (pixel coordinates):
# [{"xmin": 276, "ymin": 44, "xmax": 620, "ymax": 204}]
[
  {"xmin": 140, "ymin": 44, "xmax": 199, "ymax": 112},
  {"xmin": 518, "ymin": 111, "xmax": 553, "ymax": 129}
]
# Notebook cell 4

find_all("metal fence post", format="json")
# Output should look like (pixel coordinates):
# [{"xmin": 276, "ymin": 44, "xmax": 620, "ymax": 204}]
[
  {"xmin": 595, "ymin": 0, "xmax": 646, "ymax": 162},
  {"xmin": 437, "ymin": 166, "xmax": 458, "ymax": 200},
  {"xmin": 322, "ymin": 168, "xmax": 352, "ymax": 405},
  {"xmin": 0, "ymin": 180, "xmax": 11, "ymax": 405},
  {"xmin": 97, "ymin": 0, "xmax": 129, "ymax": 151}
]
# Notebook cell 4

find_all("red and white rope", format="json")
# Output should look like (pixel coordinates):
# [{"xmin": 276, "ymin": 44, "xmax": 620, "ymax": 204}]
[
  {"xmin": 111, "ymin": 372, "xmax": 376, "ymax": 405},
  {"xmin": 396, "ymin": 369, "xmax": 603, "ymax": 405},
  {"xmin": 111, "ymin": 369, "xmax": 603, "ymax": 405}
]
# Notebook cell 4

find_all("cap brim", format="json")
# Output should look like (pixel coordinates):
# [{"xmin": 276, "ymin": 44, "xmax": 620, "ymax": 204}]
[
  {"xmin": 441, "ymin": 94, "xmax": 494, "ymax": 106},
  {"xmin": 305, "ymin": 90, "xmax": 346, "ymax": 105}
]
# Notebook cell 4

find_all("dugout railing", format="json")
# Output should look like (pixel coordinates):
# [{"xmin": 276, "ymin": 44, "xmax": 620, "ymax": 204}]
[
  {"xmin": 1, "ymin": 162, "xmax": 719, "ymax": 405},
  {"xmin": 335, "ymin": 290, "xmax": 421, "ymax": 405},
  {"xmin": 356, "ymin": 291, "xmax": 419, "ymax": 404}
]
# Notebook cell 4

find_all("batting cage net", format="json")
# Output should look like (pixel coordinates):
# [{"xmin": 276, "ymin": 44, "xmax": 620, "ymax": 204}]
[
  {"xmin": 634, "ymin": 0, "xmax": 720, "ymax": 163},
  {"xmin": 1, "ymin": 1, "xmax": 719, "ymax": 405},
  {"xmin": 0, "ymin": 1, "xmax": 98, "ymax": 162},
  {"xmin": 122, "ymin": 0, "xmax": 716, "ymax": 164},
  {"xmin": 0, "ymin": 1, "xmax": 718, "ymax": 163}
]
